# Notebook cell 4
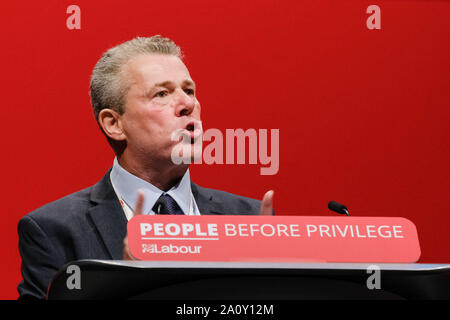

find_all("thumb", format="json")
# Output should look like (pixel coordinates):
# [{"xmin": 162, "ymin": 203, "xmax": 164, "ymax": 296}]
[
  {"xmin": 133, "ymin": 189, "xmax": 145, "ymax": 217},
  {"xmin": 259, "ymin": 190, "xmax": 274, "ymax": 216},
  {"xmin": 123, "ymin": 236, "xmax": 136, "ymax": 260}
]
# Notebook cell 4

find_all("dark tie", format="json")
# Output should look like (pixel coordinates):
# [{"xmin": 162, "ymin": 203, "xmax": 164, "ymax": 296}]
[{"xmin": 152, "ymin": 194, "xmax": 184, "ymax": 215}]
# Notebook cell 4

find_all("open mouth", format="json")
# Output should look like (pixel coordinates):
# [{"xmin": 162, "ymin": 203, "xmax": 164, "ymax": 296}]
[
  {"xmin": 186, "ymin": 123, "xmax": 195, "ymax": 132},
  {"xmin": 184, "ymin": 121, "xmax": 202, "ymax": 144}
]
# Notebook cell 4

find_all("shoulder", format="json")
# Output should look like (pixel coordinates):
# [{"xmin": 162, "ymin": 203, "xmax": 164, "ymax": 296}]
[
  {"xmin": 18, "ymin": 186, "xmax": 93, "ymax": 235},
  {"xmin": 19, "ymin": 169, "xmax": 113, "ymax": 233}
]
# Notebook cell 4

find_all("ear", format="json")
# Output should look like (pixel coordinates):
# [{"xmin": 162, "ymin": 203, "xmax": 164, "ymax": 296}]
[{"xmin": 98, "ymin": 108, "xmax": 126, "ymax": 142}]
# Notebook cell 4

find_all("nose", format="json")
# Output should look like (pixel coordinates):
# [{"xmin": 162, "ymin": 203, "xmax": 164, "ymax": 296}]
[{"xmin": 174, "ymin": 89, "xmax": 196, "ymax": 117}]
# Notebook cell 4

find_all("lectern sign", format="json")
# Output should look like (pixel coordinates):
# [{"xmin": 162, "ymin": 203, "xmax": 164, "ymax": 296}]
[{"xmin": 127, "ymin": 216, "xmax": 421, "ymax": 263}]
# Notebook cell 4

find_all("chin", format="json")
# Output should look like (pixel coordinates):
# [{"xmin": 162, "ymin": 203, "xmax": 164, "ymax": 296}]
[{"xmin": 170, "ymin": 141, "xmax": 203, "ymax": 165}]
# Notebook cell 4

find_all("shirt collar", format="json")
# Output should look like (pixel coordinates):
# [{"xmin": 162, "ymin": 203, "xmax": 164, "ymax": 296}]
[{"xmin": 110, "ymin": 157, "xmax": 192, "ymax": 215}]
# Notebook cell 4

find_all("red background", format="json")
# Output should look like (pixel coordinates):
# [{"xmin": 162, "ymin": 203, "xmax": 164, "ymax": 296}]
[{"xmin": 1, "ymin": 0, "xmax": 449, "ymax": 299}]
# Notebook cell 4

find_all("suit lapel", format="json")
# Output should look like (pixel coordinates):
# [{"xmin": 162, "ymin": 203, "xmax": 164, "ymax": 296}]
[
  {"xmin": 191, "ymin": 182, "xmax": 226, "ymax": 215},
  {"xmin": 86, "ymin": 172, "xmax": 224, "ymax": 260},
  {"xmin": 87, "ymin": 169, "xmax": 127, "ymax": 259}
]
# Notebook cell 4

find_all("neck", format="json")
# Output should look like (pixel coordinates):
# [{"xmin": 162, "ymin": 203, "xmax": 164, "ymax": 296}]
[{"xmin": 117, "ymin": 153, "xmax": 189, "ymax": 192}]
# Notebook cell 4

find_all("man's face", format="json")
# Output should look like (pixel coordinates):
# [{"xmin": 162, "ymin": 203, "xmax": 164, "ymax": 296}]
[{"xmin": 119, "ymin": 54, "xmax": 202, "ymax": 165}]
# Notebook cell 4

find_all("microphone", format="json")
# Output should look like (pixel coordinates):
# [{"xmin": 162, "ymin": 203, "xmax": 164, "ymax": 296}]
[{"xmin": 328, "ymin": 200, "xmax": 349, "ymax": 216}]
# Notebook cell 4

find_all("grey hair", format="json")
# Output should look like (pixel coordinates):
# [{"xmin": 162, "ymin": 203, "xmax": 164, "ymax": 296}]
[{"xmin": 90, "ymin": 35, "xmax": 182, "ymax": 121}]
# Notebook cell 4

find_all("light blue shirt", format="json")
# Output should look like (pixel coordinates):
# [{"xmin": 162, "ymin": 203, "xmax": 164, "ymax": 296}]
[{"xmin": 110, "ymin": 158, "xmax": 199, "ymax": 216}]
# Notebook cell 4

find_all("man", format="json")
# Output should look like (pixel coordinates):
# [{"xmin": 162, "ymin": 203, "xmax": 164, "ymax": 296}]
[{"xmin": 17, "ymin": 35, "xmax": 274, "ymax": 299}]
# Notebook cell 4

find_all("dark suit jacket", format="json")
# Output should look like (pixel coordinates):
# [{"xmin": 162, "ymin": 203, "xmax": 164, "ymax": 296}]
[{"xmin": 17, "ymin": 169, "xmax": 261, "ymax": 299}]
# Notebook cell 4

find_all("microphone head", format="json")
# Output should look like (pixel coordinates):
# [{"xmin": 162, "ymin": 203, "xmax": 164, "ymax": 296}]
[{"xmin": 328, "ymin": 200, "xmax": 348, "ymax": 215}]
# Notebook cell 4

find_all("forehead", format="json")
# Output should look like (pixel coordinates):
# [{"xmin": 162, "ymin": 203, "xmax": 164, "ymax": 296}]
[{"xmin": 124, "ymin": 54, "xmax": 192, "ymax": 88}]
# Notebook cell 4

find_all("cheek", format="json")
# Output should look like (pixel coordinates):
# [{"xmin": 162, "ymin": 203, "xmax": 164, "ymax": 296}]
[
  {"xmin": 122, "ymin": 109, "xmax": 158, "ymax": 136},
  {"xmin": 138, "ymin": 106, "xmax": 168, "ymax": 127}
]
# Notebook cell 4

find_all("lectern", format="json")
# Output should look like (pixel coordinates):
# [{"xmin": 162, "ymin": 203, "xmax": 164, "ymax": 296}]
[
  {"xmin": 47, "ymin": 260, "xmax": 450, "ymax": 300},
  {"xmin": 47, "ymin": 215, "xmax": 448, "ymax": 299}
]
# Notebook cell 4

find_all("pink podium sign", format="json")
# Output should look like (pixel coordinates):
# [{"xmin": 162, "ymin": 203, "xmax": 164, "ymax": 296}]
[{"xmin": 127, "ymin": 215, "xmax": 421, "ymax": 263}]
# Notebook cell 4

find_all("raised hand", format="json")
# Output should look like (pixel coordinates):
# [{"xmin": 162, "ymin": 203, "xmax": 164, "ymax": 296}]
[
  {"xmin": 259, "ymin": 190, "xmax": 274, "ymax": 216},
  {"xmin": 122, "ymin": 190, "xmax": 145, "ymax": 260}
]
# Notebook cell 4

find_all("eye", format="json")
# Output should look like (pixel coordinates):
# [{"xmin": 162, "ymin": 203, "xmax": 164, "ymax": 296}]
[
  {"xmin": 155, "ymin": 90, "xmax": 168, "ymax": 98},
  {"xmin": 184, "ymin": 88, "xmax": 195, "ymax": 96}
]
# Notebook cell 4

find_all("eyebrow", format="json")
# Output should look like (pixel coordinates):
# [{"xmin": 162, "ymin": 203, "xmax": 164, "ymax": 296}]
[{"xmin": 153, "ymin": 79, "xmax": 196, "ymax": 88}]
